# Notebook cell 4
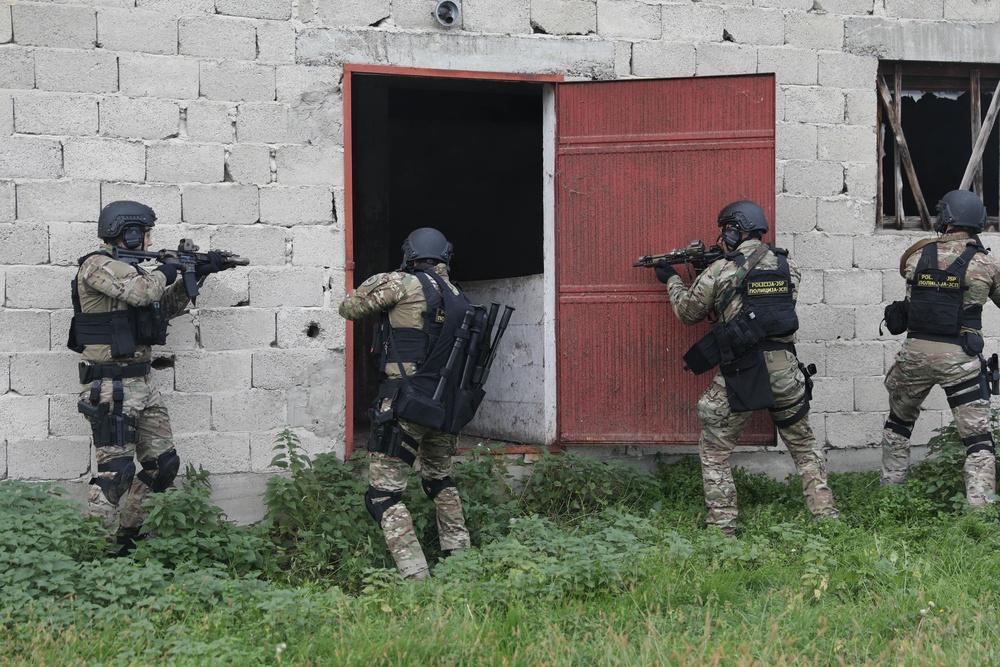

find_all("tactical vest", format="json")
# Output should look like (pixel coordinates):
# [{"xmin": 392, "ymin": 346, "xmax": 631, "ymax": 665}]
[
  {"xmin": 735, "ymin": 246, "xmax": 799, "ymax": 338},
  {"xmin": 381, "ymin": 270, "xmax": 486, "ymax": 434},
  {"xmin": 67, "ymin": 252, "xmax": 169, "ymax": 358},
  {"xmin": 907, "ymin": 241, "xmax": 984, "ymax": 337}
]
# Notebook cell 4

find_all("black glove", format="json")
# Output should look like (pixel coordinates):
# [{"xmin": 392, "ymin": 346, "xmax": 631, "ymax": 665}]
[
  {"xmin": 154, "ymin": 263, "xmax": 179, "ymax": 285},
  {"xmin": 195, "ymin": 251, "xmax": 226, "ymax": 278},
  {"xmin": 654, "ymin": 260, "xmax": 679, "ymax": 284}
]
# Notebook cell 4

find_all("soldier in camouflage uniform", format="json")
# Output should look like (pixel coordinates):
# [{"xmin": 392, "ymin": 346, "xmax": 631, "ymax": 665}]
[
  {"xmin": 655, "ymin": 201, "xmax": 838, "ymax": 535},
  {"xmin": 338, "ymin": 228, "xmax": 471, "ymax": 580},
  {"xmin": 881, "ymin": 189, "xmax": 1000, "ymax": 507},
  {"xmin": 69, "ymin": 201, "xmax": 231, "ymax": 552}
]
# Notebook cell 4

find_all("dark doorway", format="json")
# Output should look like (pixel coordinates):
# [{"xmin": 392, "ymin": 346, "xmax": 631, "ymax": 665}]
[{"xmin": 349, "ymin": 73, "xmax": 545, "ymax": 445}]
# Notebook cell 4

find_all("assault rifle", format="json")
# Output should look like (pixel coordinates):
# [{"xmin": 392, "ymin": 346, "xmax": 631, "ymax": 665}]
[
  {"xmin": 113, "ymin": 238, "xmax": 249, "ymax": 304},
  {"xmin": 634, "ymin": 239, "xmax": 724, "ymax": 275}
]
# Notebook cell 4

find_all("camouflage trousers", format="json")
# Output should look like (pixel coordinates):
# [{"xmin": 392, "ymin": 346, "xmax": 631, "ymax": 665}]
[
  {"xmin": 79, "ymin": 375, "xmax": 175, "ymax": 533},
  {"xmin": 697, "ymin": 349, "xmax": 838, "ymax": 535},
  {"xmin": 368, "ymin": 414, "xmax": 470, "ymax": 580},
  {"xmin": 881, "ymin": 338, "xmax": 996, "ymax": 508}
]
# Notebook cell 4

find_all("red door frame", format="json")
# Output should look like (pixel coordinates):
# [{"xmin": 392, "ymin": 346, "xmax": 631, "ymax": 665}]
[{"xmin": 342, "ymin": 64, "xmax": 563, "ymax": 457}]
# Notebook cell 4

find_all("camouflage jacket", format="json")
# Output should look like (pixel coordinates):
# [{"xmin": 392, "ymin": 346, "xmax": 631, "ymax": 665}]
[
  {"xmin": 665, "ymin": 238, "xmax": 799, "ymax": 344},
  {"xmin": 902, "ymin": 233, "xmax": 1000, "ymax": 331},
  {"xmin": 76, "ymin": 245, "xmax": 192, "ymax": 363},
  {"xmin": 339, "ymin": 264, "xmax": 459, "ymax": 378}
]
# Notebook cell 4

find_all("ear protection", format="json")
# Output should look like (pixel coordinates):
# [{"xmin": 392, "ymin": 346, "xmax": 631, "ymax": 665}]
[
  {"xmin": 720, "ymin": 225, "xmax": 742, "ymax": 249},
  {"xmin": 122, "ymin": 225, "xmax": 145, "ymax": 249}
]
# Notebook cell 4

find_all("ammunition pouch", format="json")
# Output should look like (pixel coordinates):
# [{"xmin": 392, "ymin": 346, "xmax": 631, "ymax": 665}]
[
  {"xmin": 683, "ymin": 310, "xmax": 766, "ymax": 375},
  {"xmin": 962, "ymin": 331, "xmax": 985, "ymax": 357},
  {"xmin": 882, "ymin": 300, "xmax": 908, "ymax": 335},
  {"xmin": 683, "ymin": 330, "xmax": 721, "ymax": 375},
  {"xmin": 719, "ymin": 348, "xmax": 775, "ymax": 413},
  {"xmin": 77, "ymin": 375, "xmax": 139, "ymax": 447}
]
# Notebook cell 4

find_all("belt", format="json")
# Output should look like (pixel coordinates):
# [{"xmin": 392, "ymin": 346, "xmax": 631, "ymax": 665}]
[
  {"xmin": 79, "ymin": 361, "xmax": 151, "ymax": 383},
  {"xmin": 907, "ymin": 332, "xmax": 962, "ymax": 345},
  {"xmin": 760, "ymin": 341, "xmax": 796, "ymax": 355}
]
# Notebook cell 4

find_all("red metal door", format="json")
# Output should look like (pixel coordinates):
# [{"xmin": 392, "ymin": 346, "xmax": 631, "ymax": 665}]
[{"xmin": 555, "ymin": 75, "xmax": 776, "ymax": 445}]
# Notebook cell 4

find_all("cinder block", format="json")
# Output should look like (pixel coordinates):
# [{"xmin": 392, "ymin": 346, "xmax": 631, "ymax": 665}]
[
  {"xmin": 252, "ymin": 348, "xmax": 333, "ymax": 390},
  {"xmin": 783, "ymin": 160, "xmax": 843, "ymax": 197},
  {"xmin": 174, "ymin": 350, "xmax": 252, "ymax": 392},
  {"xmin": 251, "ymin": 428, "xmax": 334, "ymax": 472},
  {"xmin": 100, "ymin": 96, "xmax": 179, "ymax": 140},
  {"xmin": 0, "ymin": 394, "xmax": 49, "ymax": 438},
  {"xmin": 102, "ymin": 183, "xmax": 182, "ymax": 225},
  {"xmin": 0, "ymin": 6, "xmax": 10, "ymax": 44},
  {"xmin": 316, "ymin": 0, "xmax": 390, "ymax": 26},
  {"xmin": 204, "ymin": 471, "xmax": 271, "ymax": 524},
  {"xmin": 285, "ymin": 355, "xmax": 345, "ymax": 435},
  {"xmin": 0, "ymin": 355, "xmax": 9, "ymax": 394},
  {"xmin": 0, "ymin": 308, "xmax": 49, "ymax": 351},
  {"xmin": 200, "ymin": 62, "xmax": 276, "ymax": 103},
  {"xmin": 98, "ymin": 8, "xmax": 177, "ymax": 55},
  {"xmin": 776, "ymin": 194, "xmax": 817, "ymax": 234},
  {"xmin": 724, "ymin": 6, "xmax": 784, "ymax": 46},
  {"xmin": 795, "ymin": 268, "xmax": 823, "ymax": 305},
  {"xmin": 776, "ymin": 122, "xmax": 817, "ymax": 161},
  {"xmin": 816, "ymin": 197, "xmax": 877, "ymax": 235},
  {"xmin": 35, "ymin": 49, "xmax": 118, "ymax": 94},
  {"xmin": 212, "ymin": 389, "xmax": 286, "ymax": 432},
  {"xmin": 249, "ymin": 267, "xmax": 325, "ymax": 308},
  {"xmin": 945, "ymin": 0, "xmax": 1000, "ymax": 20},
  {"xmin": 0, "ymin": 223, "xmax": 48, "ymax": 265},
  {"xmin": 181, "ymin": 184, "xmax": 259, "ymax": 226},
  {"xmin": 659, "ymin": 4, "xmax": 722, "ymax": 42},
  {"xmin": 226, "ymin": 144, "xmax": 272, "ymax": 186},
  {"xmin": 237, "ymin": 103, "xmax": 289, "ymax": 143},
  {"xmin": 596, "ymin": 0, "xmax": 660, "ymax": 39},
  {"xmin": 826, "ymin": 341, "xmax": 885, "ymax": 378},
  {"xmin": 613, "ymin": 41, "xmax": 630, "ymax": 79},
  {"xmin": 65, "ymin": 138, "xmax": 145, "ymax": 182},
  {"xmin": 120, "ymin": 55, "xmax": 199, "ymax": 99},
  {"xmin": 275, "ymin": 144, "xmax": 343, "ymax": 186},
  {"xmin": 13, "ymin": 4, "xmax": 96, "ymax": 49},
  {"xmin": 287, "ymin": 90, "xmax": 343, "ymax": 144},
  {"xmin": 197, "ymin": 308, "xmax": 275, "ymax": 350},
  {"xmin": 160, "ymin": 312, "xmax": 198, "ymax": 351},
  {"xmin": 259, "ymin": 186, "xmax": 334, "ymax": 226},
  {"xmin": 185, "ymin": 100, "xmax": 236, "ymax": 143},
  {"xmin": 877, "ymin": 0, "xmax": 943, "ymax": 19},
  {"xmin": 137, "ymin": 0, "xmax": 215, "ymax": 14},
  {"xmin": 13, "ymin": 92, "xmax": 97, "ymax": 136},
  {"xmin": 256, "ymin": 21, "xmax": 295, "ymax": 63},
  {"xmin": 529, "ymin": 0, "xmax": 596, "ymax": 36},
  {"xmin": 855, "ymin": 375, "xmax": 887, "ymax": 413},
  {"xmin": 8, "ymin": 437, "xmax": 90, "ymax": 480},
  {"xmin": 791, "ymin": 232, "xmax": 853, "ymax": 269},
  {"xmin": 0, "ymin": 46, "xmax": 33, "ymax": 89},
  {"xmin": 695, "ymin": 42, "xmax": 757, "ymax": 77},
  {"xmin": 179, "ymin": 16, "xmax": 256, "ymax": 61},
  {"xmin": 216, "ymin": 0, "xmax": 291, "ymax": 20},
  {"xmin": 0, "ymin": 137, "xmax": 63, "ymax": 179},
  {"xmin": 49, "ymin": 309, "xmax": 73, "ymax": 351},
  {"xmin": 854, "ymin": 303, "xmax": 890, "ymax": 341},
  {"xmin": 276, "ymin": 307, "xmax": 345, "ymax": 350},
  {"xmin": 819, "ymin": 53, "xmax": 878, "ymax": 90},
  {"xmin": 210, "ymin": 225, "xmax": 287, "ymax": 267},
  {"xmin": 291, "ymin": 225, "xmax": 342, "ymax": 268},
  {"xmin": 463, "ymin": 0, "xmax": 531, "ymax": 33},
  {"xmin": 631, "ymin": 42, "xmax": 696, "ymax": 79},
  {"xmin": 147, "ymin": 142, "xmax": 225, "ymax": 184},
  {"xmin": 824, "ymin": 269, "xmax": 882, "ymax": 306},
  {"xmin": 783, "ymin": 86, "xmax": 844, "ymax": 124},
  {"xmin": 846, "ymin": 89, "xmax": 877, "ymax": 126},
  {"xmin": 176, "ymin": 431, "xmax": 251, "ymax": 474},
  {"xmin": 49, "ymin": 394, "xmax": 91, "ymax": 438},
  {"xmin": 758, "ymin": 47, "xmax": 817, "ymax": 86},
  {"xmin": 6, "ymin": 266, "xmax": 77, "ymax": 309},
  {"xmin": 161, "ymin": 392, "xmax": 213, "ymax": 433},
  {"xmin": 825, "ymin": 411, "xmax": 883, "ymax": 449},
  {"xmin": 10, "ymin": 351, "xmax": 80, "ymax": 395},
  {"xmin": 50, "ymin": 222, "xmax": 101, "ymax": 267},
  {"xmin": 17, "ymin": 181, "xmax": 100, "ymax": 222},
  {"xmin": 796, "ymin": 303, "xmax": 855, "ymax": 341},
  {"xmin": 843, "ymin": 161, "xmax": 878, "ymax": 201},
  {"xmin": 0, "ymin": 93, "xmax": 11, "ymax": 136},
  {"xmin": 811, "ymin": 376, "xmax": 854, "ymax": 413},
  {"xmin": 275, "ymin": 63, "xmax": 342, "ymax": 105},
  {"xmin": 0, "ymin": 181, "xmax": 13, "ymax": 221},
  {"xmin": 190, "ymin": 269, "xmax": 250, "ymax": 308},
  {"xmin": 784, "ymin": 10, "xmax": 844, "ymax": 50}
]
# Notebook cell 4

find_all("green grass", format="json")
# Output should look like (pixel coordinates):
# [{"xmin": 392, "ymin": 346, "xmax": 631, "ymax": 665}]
[{"xmin": 2, "ymin": 443, "xmax": 1000, "ymax": 666}]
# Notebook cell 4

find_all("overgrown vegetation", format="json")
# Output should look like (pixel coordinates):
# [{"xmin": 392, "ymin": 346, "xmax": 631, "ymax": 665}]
[{"xmin": 1, "ymin": 423, "xmax": 999, "ymax": 665}]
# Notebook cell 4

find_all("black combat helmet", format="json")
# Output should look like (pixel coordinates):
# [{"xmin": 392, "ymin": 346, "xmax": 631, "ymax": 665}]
[
  {"xmin": 717, "ymin": 200, "xmax": 769, "ymax": 234},
  {"xmin": 935, "ymin": 189, "xmax": 987, "ymax": 233},
  {"xmin": 401, "ymin": 227, "xmax": 453, "ymax": 267},
  {"xmin": 98, "ymin": 200, "xmax": 157, "ymax": 245}
]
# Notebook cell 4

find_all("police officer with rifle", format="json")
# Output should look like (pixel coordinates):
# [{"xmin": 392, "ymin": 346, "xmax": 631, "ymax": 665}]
[
  {"xmin": 643, "ymin": 201, "xmax": 838, "ymax": 536},
  {"xmin": 68, "ymin": 200, "xmax": 245, "ymax": 552},
  {"xmin": 339, "ymin": 228, "xmax": 512, "ymax": 579}
]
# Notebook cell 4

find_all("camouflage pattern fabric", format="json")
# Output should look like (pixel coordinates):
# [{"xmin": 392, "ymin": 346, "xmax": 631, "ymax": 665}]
[
  {"xmin": 76, "ymin": 245, "xmax": 190, "ymax": 531},
  {"xmin": 665, "ymin": 239, "xmax": 838, "ymax": 534},
  {"xmin": 340, "ymin": 264, "xmax": 471, "ymax": 578},
  {"xmin": 881, "ymin": 233, "xmax": 1000, "ymax": 507}
]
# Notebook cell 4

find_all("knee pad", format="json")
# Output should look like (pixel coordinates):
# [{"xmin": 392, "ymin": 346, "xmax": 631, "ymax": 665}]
[
  {"xmin": 884, "ymin": 410, "xmax": 915, "ymax": 440},
  {"xmin": 365, "ymin": 486, "xmax": 403, "ymax": 526},
  {"xmin": 138, "ymin": 449, "xmax": 181, "ymax": 492},
  {"xmin": 421, "ymin": 476, "xmax": 456, "ymax": 502},
  {"xmin": 91, "ymin": 456, "xmax": 136, "ymax": 505}
]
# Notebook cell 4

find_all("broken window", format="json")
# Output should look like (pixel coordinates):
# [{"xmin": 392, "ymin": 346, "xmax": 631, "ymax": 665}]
[{"xmin": 878, "ymin": 62, "xmax": 1000, "ymax": 230}]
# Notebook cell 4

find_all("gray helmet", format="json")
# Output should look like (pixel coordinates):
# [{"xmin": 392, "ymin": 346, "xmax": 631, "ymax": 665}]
[
  {"xmin": 98, "ymin": 200, "xmax": 156, "ymax": 241},
  {"xmin": 935, "ymin": 189, "xmax": 987, "ymax": 233},
  {"xmin": 717, "ymin": 200, "xmax": 769, "ymax": 234},
  {"xmin": 401, "ymin": 227, "xmax": 453, "ymax": 267}
]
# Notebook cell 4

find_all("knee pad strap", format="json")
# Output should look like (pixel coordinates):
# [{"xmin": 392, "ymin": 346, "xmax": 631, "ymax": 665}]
[
  {"xmin": 137, "ymin": 449, "xmax": 180, "ymax": 492},
  {"xmin": 422, "ymin": 475, "xmax": 456, "ymax": 501},
  {"xmin": 91, "ymin": 456, "xmax": 136, "ymax": 505}
]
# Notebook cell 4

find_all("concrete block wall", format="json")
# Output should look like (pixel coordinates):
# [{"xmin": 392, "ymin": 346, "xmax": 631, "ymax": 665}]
[{"xmin": 2, "ymin": 0, "xmax": 997, "ymax": 521}]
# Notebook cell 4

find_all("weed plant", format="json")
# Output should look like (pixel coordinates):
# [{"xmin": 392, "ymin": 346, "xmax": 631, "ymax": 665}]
[{"xmin": 2, "ymin": 421, "xmax": 1000, "ymax": 665}]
